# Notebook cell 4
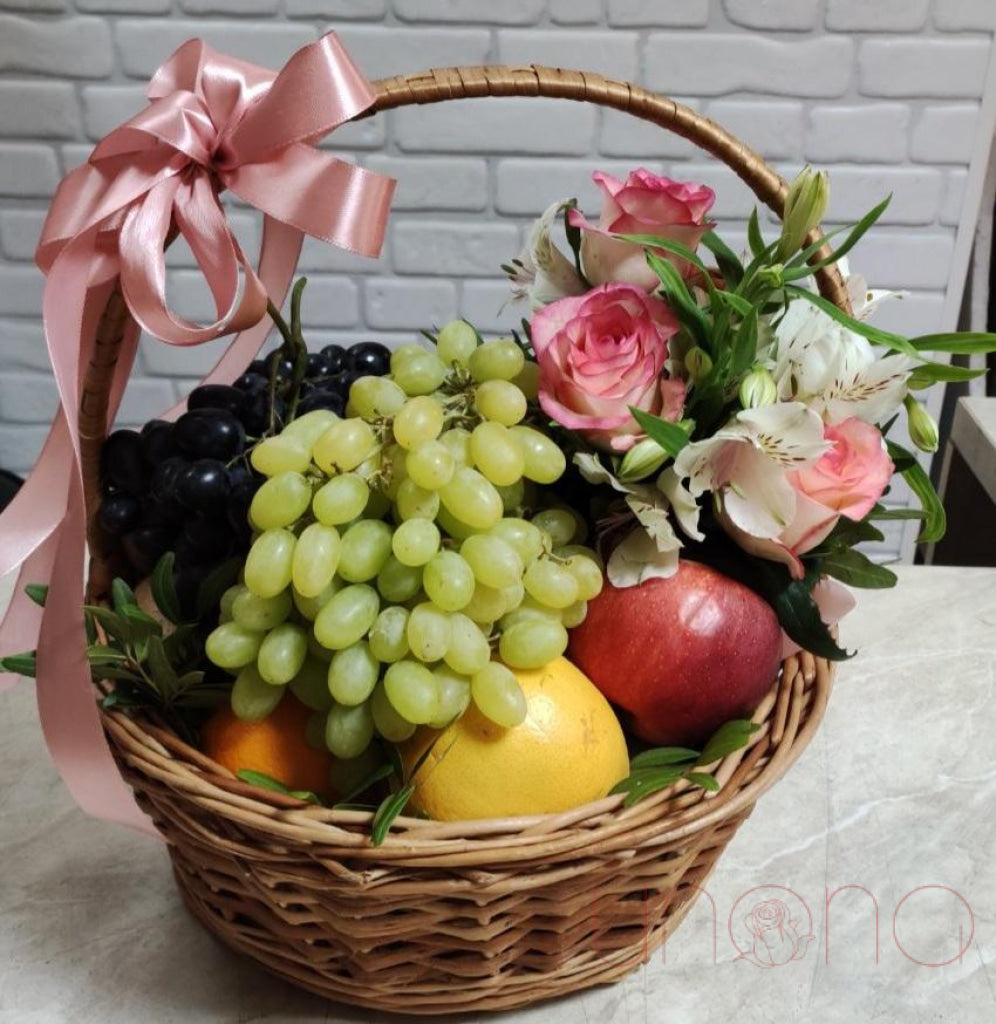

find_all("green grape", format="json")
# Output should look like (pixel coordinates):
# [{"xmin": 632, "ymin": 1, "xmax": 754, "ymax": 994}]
[
  {"xmin": 555, "ymin": 543, "xmax": 605, "ymax": 571},
  {"xmin": 512, "ymin": 359, "xmax": 540, "ymax": 401},
  {"xmin": 434, "ymin": 504, "xmax": 480, "ymax": 541},
  {"xmin": 391, "ymin": 343, "xmax": 427, "ymax": 374},
  {"xmin": 206, "ymin": 622, "xmax": 264, "ymax": 670},
  {"xmin": 471, "ymin": 662, "xmax": 527, "ymax": 727},
  {"xmin": 313, "ymin": 473, "xmax": 369, "ymax": 526},
  {"xmin": 490, "ymin": 517, "xmax": 545, "ymax": 564},
  {"xmin": 354, "ymin": 453, "xmax": 381, "ymax": 482},
  {"xmin": 349, "ymin": 375, "xmax": 406, "ymax": 419},
  {"xmin": 293, "ymin": 579, "xmax": 339, "ymax": 622},
  {"xmin": 250, "ymin": 433, "xmax": 312, "ymax": 476},
  {"xmin": 523, "ymin": 558, "xmax": 579, "ymax": 609},
  {"xmin": 231, "ymin": 588, "xmax": 293, "ymax": 631},
  {"xmin": 395, "ymin": 477, "xmax": 440, "ymax": 521},
  {"xmin": 291, "ymin": 523, "xmax": 342, "ymax": 598},
  {"xmin": 474, "ymin": 379, "xmax": 527, "ymax": 426},
  {"xmin": 392, "ymin": 518, "xmax": 440, "ymax": 567},
  {"xmin": 561, "ymin": 599, "xmax": 588, "ymax": 628},
  {"xmin": 500, "ymin": 580, "xmax": 525, "ymax": 613},
  {"xmin": 439, "ymin": 467, "xmax": 503, "ymax": 530},
  {"xmin": 393, "ymin": 396, "xmax": 444, "ymax": 449},
  {"xmin": 462, "ymin": 581, "xmax": 507, "ymax": 623},
  {"xmin": 371, "ymin": 681, "xmax": 416, "ymax": 742},
  {"xmin": 495, "ymin": 479, "xmax": 525, "ymax": 514},
  {"xmin": 376, "ymin": 555, "xmax": 423, "ymax": 603},
  {"xmin": 313, "ymin": 584, "xmax": 380, "ymax": 650},
  {"xmin": 244, "ymin": 528, "xmax": 296, "ymax": 598},
  {"xmin": 328, "ymin": 640, "xmax": 380, "ymax": 706},
  {"xmin": 384, "ymin": 661, "xmax": 439, "ymax": 724},
  {"xmin": 499, "ymin": 618, "xmax": 569, "ymax": 669},
  {"xmin": 469, "ymin": 338, "xmax": 525, "ymax": 382},
  {"xmin": 557, "ymin": 550, "xmax": 604, "ymax": 601},
  {"xmin": 405, "ymin": 440, "xmax": 455, "ymax": 491},
  {"xmin": 429, "ymin": 665, "xmax": 472, "ymax": 728},
  {"xmin": 338, "ymin": 519, "xmax": 394, "ymax": 582},
  {"xmin": 282, "ymin": 409, "xmax": 338, "ymax": 449},
  {"xmin": 325, "ymin": 701, "xmax": 374, "ymax": 759},
  {"xmin": 219, "ymin": 584, "xmax": 245, "ymax": 623},
  {"xmin": 510, "ymin": 425, "xmax": 567, "ymax": 484},
  {"xmin": 313, "ymin": 417, "xmax": 377, "ymax": 474},
  {"xmin": 499, "ymin": 603, "xmax": 562, "ymax": 632},
  {"xmin": 231, "ymin": 665, "xmax": 285, "ymax": 721},
  {"xmin": 288, "ymin": 656, "xmax": 333, "ymax": 711},
  {"xmin": 249, "ymin": 471, "xmax": 311, "ymax": 530},
  {"xmin": 328, "ymin": 746, "xmax": 384, "ymax": 799},
  {"xmin": 460, "ymin": 534, "xmax": 523, "ymax": 590},
  {"xmin": 436, "ymin": 319, "xmax": 479, "ymax": 367},
  {"xmin": 469, "ymin": 421, "xmax": 525, "ymax": 487},
  {"xmin": 531, "ymin": 508, "xmax": 577, "ymax": 547},
  {"xmin": 406, "ymin": 602, "xmax": 451, "ymax": 662},
  {"xmin": 393, "ymin": 351, "xmax": 448, "ymax": 396},
  {"xmin": 422, "ymin": 551, "xmax": 475, "ymax": 612},
  {"xmin": 382, "ymin": 443, "xmax": 409, "ymax": 501},
  {"xmin": 443, "ymin": 612, "xmax": 491, "ymax": 675},
  {"xmin": 439, "ymin": 427, "xmax": 473, "ymax": 468},
  {"xmin": 257, "ymin": 622, "xmax": 308, "ymax": 685},
  {"xmin": 368, "ymin": 605, "xmax": 410, "ymax": 663}
]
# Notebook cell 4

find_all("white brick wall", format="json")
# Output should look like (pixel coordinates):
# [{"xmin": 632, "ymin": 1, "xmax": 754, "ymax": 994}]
[{"xmin": 0, "ymin": 2, "xmax": 992, "ymax": 566}]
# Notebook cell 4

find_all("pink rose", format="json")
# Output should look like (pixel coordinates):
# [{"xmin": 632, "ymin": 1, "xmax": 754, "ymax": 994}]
[
  {"xmin": 531, "ymin": 283, "xmax": 684, "ymax": 452},
  {"xmin": 568, "ymin": 169, "xmax": 716, "ymax": 291},
  {"xmin": 721, "ymin": 417, "xmax": 893, "ymax": 579}
]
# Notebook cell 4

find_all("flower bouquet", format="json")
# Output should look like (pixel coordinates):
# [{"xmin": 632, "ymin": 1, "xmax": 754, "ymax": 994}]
[{"xmin": 3, "ymin": 41, "xmax": 994, "ymax": 1015}]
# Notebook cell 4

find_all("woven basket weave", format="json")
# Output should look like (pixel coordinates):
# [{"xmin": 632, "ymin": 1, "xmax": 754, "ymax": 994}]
[{"xmin": 82, "ymin": 67, "xmax": 842, "ymax": 1016}]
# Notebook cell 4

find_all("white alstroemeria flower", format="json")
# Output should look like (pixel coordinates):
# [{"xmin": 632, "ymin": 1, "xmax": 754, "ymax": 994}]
[
  {"xmin": 673, "ymin": 403, "xmax": 830, "ymax": 541},
  {"xmin": 505, "ymin": 200, "xmax": 587, "ymax": 310}
]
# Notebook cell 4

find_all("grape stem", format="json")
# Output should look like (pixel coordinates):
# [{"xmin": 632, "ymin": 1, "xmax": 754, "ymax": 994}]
[{"xmin": 265, "ymin": 276, "xmax": 310, "ymax": 430}]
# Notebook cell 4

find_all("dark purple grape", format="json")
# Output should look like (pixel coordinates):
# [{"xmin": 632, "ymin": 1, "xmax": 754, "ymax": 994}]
[
  {"xmin": 347, "ymin": 341, "xmax": 391, "ymax": 377},
  {"xmin": 140, "ymin": 420, "xmax": 177, "ymax": 466},
  {"xmin": 122, "ymin": 525, "xmax": 173, "ymax": 574},
  {"xmin": 187, "ymin": 384, "xmax": 245, "ymax": 416},
  {"xmin": 100, "ymin": 429, "xmax": 146, "ymax": 495},
  {"xmin": 97, "ymin": 493, "xmax": 141, "ymax": 536},
  {"xmin": 142, "ymin": 494, "xmax": 185, "ymax": 530},
  {"xmin": 320, "ymin": 344, "xmax": 346, "ymax": 375},
  {"xmin": 149, "ymin": 455, "xmax": 187, "ymax": 503},
  {"xmin": 173, "ymin": 409, "xmax": 245, "ymax": 461},
  {"xmin": 239, "ymin": 392, "xmax": 285, "ymax": 436},
  {"xmin": 233, "ymin": 371, "xmax": 268, "ymax": 393},
  {"xmin": 227, "ymin": 462, "xmax": 256, "ymax": 491},
  {"xmin": 177, "ymin": 459, "xmax": 230, "ymax": 513},
  {"xmin": 248, "ymin": 359, "xmax": 268, "ymax": 377},
  {"xmin": 266, "ymin": 351, "xmax": 296, "ymax": 380},
  {"xmin": 176, "ymin": 515, "xmax": 233, "ymax": 564},
  {"xmin": 305, "ymin": 352, "xmax": 331, "ymax": 378},
  {"xmin": 297, "ymin": 388, "xmax": 346, "ymax": 417},
  {"xmin": 226, "ymin": 479, "xmax": 256, "ymax": 543}
]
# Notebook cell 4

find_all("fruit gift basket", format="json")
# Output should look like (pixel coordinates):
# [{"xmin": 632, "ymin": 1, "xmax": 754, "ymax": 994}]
[{"xmin": 3, "ymin": 36, "xmax": 993, "ymax": 1016}]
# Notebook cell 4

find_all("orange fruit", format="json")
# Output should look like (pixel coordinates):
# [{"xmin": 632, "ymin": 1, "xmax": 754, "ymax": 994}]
[
  {"xmin": 201, "ymin": 695, "xmax": 333, "ymax": 797},
  {"xmin": 401, "ymin": 657, "xmax": 630, "ymax": 821}
]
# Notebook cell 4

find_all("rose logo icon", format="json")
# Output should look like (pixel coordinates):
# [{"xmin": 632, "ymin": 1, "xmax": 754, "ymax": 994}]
[{"xmin": 731, "ymin": 888, "xmax": 815, "ymax": 968}]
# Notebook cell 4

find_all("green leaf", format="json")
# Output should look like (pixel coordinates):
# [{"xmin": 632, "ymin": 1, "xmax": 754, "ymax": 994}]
[
  {"xmin": 868, "ymin": 506, "xmax": 926, "ymax": 521},
  {"xmin": 121, "ymin": 604, "xmax": 162, "ymax": 632},
  {"xmin": 371, "ymin": 783, "xmax": 415, "ymax": 846},
  {"xmin": 747, "ymin": 208, "xmax": 766, "ymax": 257},
  {"xmin": 628, "ymin": 407, "xmax": 691, "ymax": 457},
  {"xmin": 909, "ymin": 331, "xmax": 996, "ymax": 355},
  {"xmin": 731, "ymin": 307, "xmax": 759, "ymax": 376},
  {"xmin": 84, "ymin": 605, "xmax": 132, "ymax": 645},
  {"xmin": 816, "ymin": 516, "xmax": 886, "ymax": 550},
  {"xmin": 111, "ymin": 578, "xmax": 137, "ymax": 615},
  {"xmin": 787, "ymin": 196, "xmax": 891, "ymax": 275},
  {"xmin": 617, "ymin": 234, "xmax": 718, "ymax": 298},
  {"xmin": 24, "ymin": 584, "xmax": 48, "ymax": 608},
  {"xmin": 335, "ymin": 761, "xmax": 396, "ymax": 806},
  {"xmin": 611, "ymin": 765, "xmax": 688, "ymax": 806},
  {"xmin": 645, "ymin": 251, "xmax": 711, "ymax": 348},
  {"xmin": 908, "ymin": 361, "xmax": 986, "ymax": 389},
  {"xmin": 196, "ymin": 558, "xmax": 242, "ymax": 621},
  {"xmin": 700, "ymin": 230, "xmax": 744, "ymax": 287},
  {"xmin": 629, "ymin": 747, "xmax": 701, "ymax": 770},
  {"xmin": 84, "ymin": 609, "xmax": 97, "ymax": 646},
  {"xmin": 146, "ymin": 635, "xmax": 181, "ymax": 699},
  {"xmin": 820, "ymin": 547, "xmax": 898, "ymax": 589},
  {"xmin": 887, "ymin": 440, "xmax": 946, "ymax": 543},
  {"xmin": 697, "ymin": 719, "xmax": 761, "ymax": 765},
  {"xmin": 686, "ymin": 772, "xmax": 720, "ymax": 793},
  {"xmin": 0, "ymin": 651, "xmax": 36, "ymax": 677},
  {"xmin": 150, "ymin": 553, "xmax": 184, "ymax": 625},
  {"xmin": 783, "ymin": 284, "xmax": 920, "ymax": 359},
  {"xmin": 235, "ymin": 769, "xmax": 320, "ymax": 803},
  {"xmin": 85, "ymin": 645, "xmax": 129, "ymax": 666},
  {"xmin": 757, "ymin": 564, "xmax": 852, "ymax": 661},
  {"xmin": 714, "ymin": 290, "xmax": 755, "ymax": 317}
]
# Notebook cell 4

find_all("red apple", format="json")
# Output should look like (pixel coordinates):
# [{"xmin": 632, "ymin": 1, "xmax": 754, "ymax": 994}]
[{"xmin": 568, "ymin": 560, "xmax": 782, "ymax": 747}]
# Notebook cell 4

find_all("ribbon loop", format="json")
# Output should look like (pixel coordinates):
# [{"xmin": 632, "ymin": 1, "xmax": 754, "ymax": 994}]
[{"xmin": 0, "ymin": 32, "xmax": 394, "ymax": 834}]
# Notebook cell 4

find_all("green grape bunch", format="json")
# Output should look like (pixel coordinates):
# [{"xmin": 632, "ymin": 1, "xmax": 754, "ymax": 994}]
[{"xmin": 204, "ymin": 320, "xmax": 604, "ymax": 760}]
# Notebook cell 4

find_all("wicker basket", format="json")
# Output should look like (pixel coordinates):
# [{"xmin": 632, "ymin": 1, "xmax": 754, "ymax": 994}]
[{"xmin": 82, "ymin": 67, "xmax": 843, "ymax": 1016}]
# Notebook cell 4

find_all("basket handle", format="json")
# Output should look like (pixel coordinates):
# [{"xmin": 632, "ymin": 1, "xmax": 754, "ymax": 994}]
[{"xmin": 370, "ymin": 65, "xmax": 850, "ymax": 309}]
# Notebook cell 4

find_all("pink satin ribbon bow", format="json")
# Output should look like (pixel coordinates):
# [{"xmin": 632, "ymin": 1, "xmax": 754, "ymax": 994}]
[{"xmin": 0, "ymin": 33, "xmax": 394, "ymax": 835}]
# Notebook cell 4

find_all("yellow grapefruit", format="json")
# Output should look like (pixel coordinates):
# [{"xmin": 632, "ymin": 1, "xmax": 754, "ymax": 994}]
[{"xmin": 401, "ymin": 657, "xmax": 629, "ymax": 821}]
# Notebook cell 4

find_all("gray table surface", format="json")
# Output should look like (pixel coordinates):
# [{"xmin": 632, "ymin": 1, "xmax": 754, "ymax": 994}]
[{"xmin": 2, "ymin": 564, "xmax": 994, "ymax": 1024}]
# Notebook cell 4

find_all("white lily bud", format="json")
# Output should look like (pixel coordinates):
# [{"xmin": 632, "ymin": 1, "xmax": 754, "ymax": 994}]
[
  {"xmin": 778, "ymin": 166, "xmax": 829, "ymax": 261},
  {"xmin": 904, "ymin": 395, "xmax": 939, "ymax": 453},
  {"xmin": 685, "ymin": 346, "xmax": 713, "ymax": 382},
  {"xmin": 618, "ymin": 437, "xmax": 668, "ymax": 482},
  {"xmin": 739, "ymin": 366, "xmax": 778, "ymax": 409}
]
